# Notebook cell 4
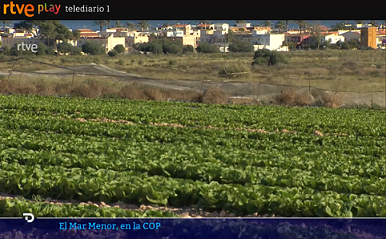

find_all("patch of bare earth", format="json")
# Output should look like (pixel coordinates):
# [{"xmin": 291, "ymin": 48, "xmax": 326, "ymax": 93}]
[{"xmin": 0, "ymin": 194, "xmax": 271, "ymax": 218}]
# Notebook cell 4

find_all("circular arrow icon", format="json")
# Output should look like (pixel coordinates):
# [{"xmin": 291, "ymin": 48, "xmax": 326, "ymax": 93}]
[{"xmin": 23, "ymin": 213, "xmax": 35, "ymax": 223}]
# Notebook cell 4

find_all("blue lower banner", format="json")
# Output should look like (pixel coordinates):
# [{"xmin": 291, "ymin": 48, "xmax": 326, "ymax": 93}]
[{"xmin": 0, "ymin": 215, "xmax": 385, "ymax": 239}]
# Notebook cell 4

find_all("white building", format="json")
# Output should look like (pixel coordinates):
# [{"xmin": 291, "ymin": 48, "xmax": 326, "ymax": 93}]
[
  {"xmin": 323, "ymin": 33, "xmax": 345, "ymax": 44},
  {"xmin": 252, "ymin": 29, "xmax": 270, "ymax": 35},
  {"xmin": 214, "ymin": 42, "xmax": 229, "ymax": 53},
  {"xmin": 166, "ymin": 30, "xmax": 184, "ymax": 37},
  {"xmin": 213, "ymin": 23, "xmax": 229, "ymax": 34},
  {"xmin": 236, "ymin": 22, "xmax": 252, "ymax": 28},
  {"xmin": 251, "ymin": 33, "xmax": 286, "ymax": 51},
  {"xmin": 200, "ymin": 29, "xmax": 227, "ymax": 44}
]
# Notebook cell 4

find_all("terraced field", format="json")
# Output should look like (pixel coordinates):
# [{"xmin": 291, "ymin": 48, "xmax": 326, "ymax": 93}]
[{"xmin": 0, "ymin": 94, "xmax": 385, "ymax": 217}]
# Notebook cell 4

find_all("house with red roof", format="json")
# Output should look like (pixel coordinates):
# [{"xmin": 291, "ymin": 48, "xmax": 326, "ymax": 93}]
[{"xmin": 77, "ymin": 29, "xmax": 100, "ymax": 38}]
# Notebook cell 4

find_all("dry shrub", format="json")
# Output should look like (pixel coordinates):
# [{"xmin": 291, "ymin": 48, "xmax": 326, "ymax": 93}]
[
  {"xmin": 143, "ymin": 87, "xmax": 167, "ymax": 101},
  {"xmin": 35, "ymin": 84, "xmax": 54, "ymax": 96},
  {"xmin": 274, "ymin": 88, "xmax": 297, "ymax": 105},
  {"xmin": 119, "ymin": 83, "xmax": 146, "ymax": 100},
  {"xmin": 14, "ymin": 85, "xmax": 37, "ymax": 95},
  {"xmin": 71, "ymin": 81, "xmax": 103, "ymax": 98},
  {"xmin": 322, "ymin": 92, "xmax": 344, "ymax": 108},
  {"xmin": 166, "ymin": 89, "xmax": 203, "ymax": 102},
  {"xmin": 181, "ymin": 91, "xmax": 204, "ymax": 102},
  {"xmin": 0, "ymin": 80, "xmax": 14, "ymax": 94},
  {"xmin": 55, "ymin": 83, "xmax": 72, "ymax": 95},
  {"xmin": 274, "ymin": 88, "xmax": 313, "ymax": 106},
  {"xmin": 294, "ymin": 93, "xmax": 313, "ymax": 106},
  {"xmin": 201, "ymin": 86, "xmax": 228, "ymax": 104}
]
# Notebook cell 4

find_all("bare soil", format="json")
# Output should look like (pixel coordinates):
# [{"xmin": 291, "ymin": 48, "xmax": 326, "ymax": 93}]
[{"xmin": 0, "ymin": 193, "xmax": 270, "ymax": 218}]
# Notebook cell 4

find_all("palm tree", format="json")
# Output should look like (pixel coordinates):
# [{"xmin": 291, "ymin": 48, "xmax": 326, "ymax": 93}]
[
  {"xmin": 25, "ymin": 20, "xmax": 42, "ymax": 37},
  {"xmin": 294, "ymin": 20, "xmax": 307, "ymax": 34},
  {"xmin": 126, "ymin": 22, "xmax": 136, "ymax": 30},
  {"xmin": 199, "ymin": 20, "xmax": 210, "ymax": 29},
  {"xmin": 369, "ymin": 20, "xmax": 378, "ymax": 27},
  {"xmin": 356, "ymin": 20, "xmax": 364, "ymax": 24},
  {"xmin": 275, "ymin": 20, "xmax": 286, "ymax": 32},
  {"xmin": 262, "ymin": 20, "xmax": 272, "ymax": 27},
  {"xmin": 285, "ymin": 20, "xmax": 291, "ymax": 30},
  {"xmin": 114, "ymin": 20, "xmax": 123, "ymax": 28},
  {"xmin": 137, "ymin": 20, "xmax": 150, "ymax": 31},
  {"xmin": 303, "ymin": 22, "xmax": 311, "ymax": 33},
  {"xmin": 107, "ymin": 20, "xmax": 112, "ymax": 28},
  {"xmin": 93, "ymin": 20, "xmax": 106, "ymax": 32},
  {"xmin": 236, "ymin": 20, "xmax": 246, "ymax": 23},
  {"xmin": 1, "ymin": 20, "xmax": 12, "ymax": 32}
]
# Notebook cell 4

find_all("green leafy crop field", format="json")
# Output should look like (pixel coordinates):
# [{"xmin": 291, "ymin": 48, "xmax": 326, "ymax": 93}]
[{"xmin": 0, "ymin": 94, "xmax": 385, "ymax": 217}]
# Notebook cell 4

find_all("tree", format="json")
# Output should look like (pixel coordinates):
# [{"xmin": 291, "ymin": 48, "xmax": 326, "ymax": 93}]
[
  {"xmin": 275, "ymin": 21, "xmax": 286, "ymax": 32},
  {"xmin": 38, "ymin": 21, "xmax": 73, "ymax": 49},
  {"xmin": 14, "ymin": 21, "xmax": 32, "ymax": 33},
  {"xmin": 93, "ymin": 20, "xmax": 106, "ymax": 32},
  {"xmin": 24, "ymin": 20, "xmax": 41, "ymax": 37},
  {"xmin": 331, "ymin": 22, "xmax": 345, "ymax": 31},
  {"xmin": 54, "ymin": 23, "xmax": 74, "ymax": 43},
  {"xmin": 114, "ymin": 20, "xmax": 123, "ymax": 28},
  {"xmin": 183, "ymin": 45, "xmax": 194, "ymax": 53},
  {"xmin": 45, "ymin": 47, "xmax": 56, "ymax": 55},
  {"xmin": 226, "ymin": 29, "xmax": 235, "ymax": 43},
  {"xmin": 152, "ymin": 43, "xmax": 163, "ymax": 55},
  {"xmin": 36, "ymin": 43, "xmax": 46, "ymax": 55},
  {"xmin": 113, "ymin": 44, "xmax": 125, "ymax": 53},
  {"xmin": 356, "ymin": 20, "xmax": 364, "ymax": 24},
  {"xmin": 228, "ymin": 40, "xmax": 254, "ymax": 52},
  {"xmin": 82, "ymin": 41, "xmax": 105, "ymax": 55},
  {"xmin": 137, "ymin": 20, "xmax": 150, "ymax": 31},
  {"xmin": 252, "ymin": 49, "xmax": 288, "ymax": 66},
  {"xmin": 311, "ymin": 21, "xmax": 322, "ymax": 50},
  {"xmin": 57, "ymin": 42, "xmax": 81, "ymax": 55},
  {"xmin": 126, "ymin": 22, "xmax": 136, "ymax": 30},
  {"xmin": 57, "ymin": 42, "xmax": 73, "ymax": 53},
  {"xmin": 294, "ymin": 20, "xmax": 307, "ymax": 34},
  {"xmin": 1, "ymin": 20, "xmax": 11, "ymax": 31},
  {"xmin": 262, "ymin": 20, "xmax": 272, "ymax": 27},
  {"xmin": 196, "ymin": 43, "xmax": 220, "ymax": 53},
  {"xmin": 0, "ymin": 46, "xmax": 10, "ymax": 56},
  {"xmin": 39, "ymin": 21, "xmax": 56, "ymax": 47},
  {"xmin": 323, "ymin": 39, "xmax": 331, "ymax": 49},
  {"xmin": 72, "ymin": 30, "xmax": 81, "ymax": 40},
  {"xmin": 107, "ymin": 20, "xmax": 112, "ymax": 29},
  {"xmin": 284, "ymin": 20, "xmax": 291, "ymax": 30},
  {"xmin": 108, "ymin": 49, "xmax": 118, "ymax": 57},
  {"xmin": 162, "ymin": 41, "xmax": 183, "ymax": 54},
  {"xmin": 369, "ymin": 20, "xmax": 378, "ymax": 27}
]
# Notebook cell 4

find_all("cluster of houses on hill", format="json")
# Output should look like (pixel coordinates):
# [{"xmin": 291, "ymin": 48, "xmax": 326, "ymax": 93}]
[{"xmin": 1, "ymin": 22, "xmax": 385, "ymax": 54}]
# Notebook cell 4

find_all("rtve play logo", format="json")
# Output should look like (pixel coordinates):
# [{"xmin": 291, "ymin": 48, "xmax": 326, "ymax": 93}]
[{"xmin": 3, "ymin": 1, "xmax": 61, "ymax": 17}]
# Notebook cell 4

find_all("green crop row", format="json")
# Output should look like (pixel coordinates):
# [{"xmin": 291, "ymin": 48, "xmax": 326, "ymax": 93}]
[
  {"xmin": 1, "ymin": 160, "xmax": 386, "ymax": 217},
  {"xmin": 0, "ymin": 94, "xmax": 385, "ymax": 136}
]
